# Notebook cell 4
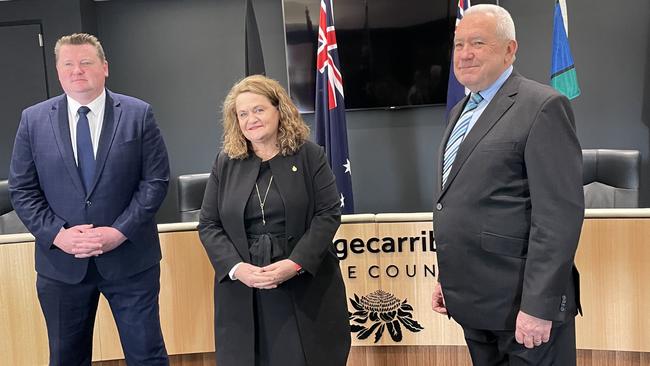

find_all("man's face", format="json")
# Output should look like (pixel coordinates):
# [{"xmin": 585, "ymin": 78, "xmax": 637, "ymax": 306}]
[
  {"xmin": 453, "ymin": 13, "xmax": 517, "ymax": 92},
  {"xmin": 56, "ymin": 44, "xmax": 108, "ymax": 103}
]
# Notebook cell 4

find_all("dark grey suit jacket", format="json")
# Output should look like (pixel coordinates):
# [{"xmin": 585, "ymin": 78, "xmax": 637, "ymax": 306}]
[{"xmin": 433, "ymin": 71, "xmax": 584, "ymax": 330}]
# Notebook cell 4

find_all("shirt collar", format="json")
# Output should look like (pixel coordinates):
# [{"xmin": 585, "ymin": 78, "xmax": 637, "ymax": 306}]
[
  {"xmin": 66, "ymin": 89, "xmax": 106, "ymax": 116},
  {"xmin": 476, "ymin": 66, "xmax": 513, "ymax": 104}
]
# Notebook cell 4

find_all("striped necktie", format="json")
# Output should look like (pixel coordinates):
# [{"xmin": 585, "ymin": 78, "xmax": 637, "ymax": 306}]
[
  {"xmin": 442, "ymin": 92, "xmax": 483, "ymax": 188},
  {"xmin": 76, "ymin": 106, "xmax": 95, "ymax": 193}
]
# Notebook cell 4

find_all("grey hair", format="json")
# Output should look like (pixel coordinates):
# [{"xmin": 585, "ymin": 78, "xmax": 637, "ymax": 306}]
[{"xmin": 465, "ymin": 4, "xmax": 516, "ymax": 41}]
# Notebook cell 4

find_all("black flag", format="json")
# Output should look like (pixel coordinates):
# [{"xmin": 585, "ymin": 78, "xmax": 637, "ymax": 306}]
[{"xmin": 245, "ymin": 0, "xmax": 265, "ymax": 76}]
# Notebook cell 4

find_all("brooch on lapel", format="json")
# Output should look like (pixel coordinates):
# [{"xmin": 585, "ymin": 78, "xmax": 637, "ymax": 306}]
[{"xmin": 292, "ymin": 165, "xmax": 298, "ymax": 172}]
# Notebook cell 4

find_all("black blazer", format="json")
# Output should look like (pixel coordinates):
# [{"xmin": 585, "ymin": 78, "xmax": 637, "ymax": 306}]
[
  {"xmin": 433, "ymin": 72, "xmax": 584, "ymax": 330},
  {"xmin": 198, "ymin": 141, "xmax": 350, "ymax": 366}
]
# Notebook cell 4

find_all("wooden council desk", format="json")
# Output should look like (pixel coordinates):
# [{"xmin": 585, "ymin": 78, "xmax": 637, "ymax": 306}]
[{"xmin": 1, "ymin": 210, "xmax": 649, "ymax": 365}]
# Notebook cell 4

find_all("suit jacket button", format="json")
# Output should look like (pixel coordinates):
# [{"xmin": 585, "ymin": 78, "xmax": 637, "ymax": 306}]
[
  {"xmin": 86, "ymin": 200, "xmax": 92, "ymax": 207},
  {"xmin": 436, "ymin": 203, "xmax": 443, "ymax": 211}
]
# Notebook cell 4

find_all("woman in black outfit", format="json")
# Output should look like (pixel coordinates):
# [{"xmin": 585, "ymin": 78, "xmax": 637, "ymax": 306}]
[{"xmin": 198, "ymin": 75, "xmax": 350, "ymax": 366}]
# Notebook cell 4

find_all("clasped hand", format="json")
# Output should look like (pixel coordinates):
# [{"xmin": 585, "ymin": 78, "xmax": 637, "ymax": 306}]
[
  {"xmin": 235, "ymin": 259, "xmax": 299, "ymax": 289},
  {"xmin": 53, "ymin": 224, "xmax": 127, "ymax": 258}
]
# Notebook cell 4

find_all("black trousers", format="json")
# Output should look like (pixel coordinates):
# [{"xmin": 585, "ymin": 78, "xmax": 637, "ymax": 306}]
[
  {"xmin": 36, "ymin": 260, "xmax": 168, "ymax": 366},
  {"xmin": 462, "ymin": 318, "xmax": 576, "ymax": 366}
]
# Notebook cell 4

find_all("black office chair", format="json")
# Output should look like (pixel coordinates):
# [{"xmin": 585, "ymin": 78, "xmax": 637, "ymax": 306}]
[
  {"xmin": 177, "ymin": 173, "xmax": 210, "ymax": 222},
  {"xmin": 0, "ymin": 180, "xmax": 11, "ymax": 216},
  {"xmin": 582, "ymin": 149, "xmax": 640, "ymax": 208},
  {"xmin": 0, "ymin": 179, "xmax": 29, "ymax": 234}
]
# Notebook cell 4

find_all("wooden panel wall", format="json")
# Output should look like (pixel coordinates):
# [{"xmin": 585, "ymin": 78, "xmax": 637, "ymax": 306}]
[
  {"xmin": 92, "ymin": 349, "xmax": 650, "ymax": 366},
  {"xmin": 2, "ymin": 218, "xmax": 650, "ymax": 365},
  {"xmin": 0, "ymin": 242, "xmax": 48, "ymax": 365},
  {"xmin": 575, "ymin": 219, "xmax": 650, "ymax": 351}
]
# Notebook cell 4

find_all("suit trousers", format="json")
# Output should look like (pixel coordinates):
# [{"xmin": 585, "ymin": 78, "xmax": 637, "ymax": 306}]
[
  {"xmin": 36, "ymin": 259, "xmax": 168, "ymax": 366},
  {"xmin": 462, "ymin": 318, "xmax": 576, "ymax": 366}
]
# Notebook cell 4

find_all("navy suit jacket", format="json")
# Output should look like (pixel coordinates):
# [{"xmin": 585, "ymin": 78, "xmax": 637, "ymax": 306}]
[{"xmin": 9, "ymin": 90, "xmax": 169, "ymax": 284}]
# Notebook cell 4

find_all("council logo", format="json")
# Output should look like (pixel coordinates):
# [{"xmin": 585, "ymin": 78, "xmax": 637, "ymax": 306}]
[{"xmin": 349, "ymin": 290, "xmax": 424, "ymax": 343}]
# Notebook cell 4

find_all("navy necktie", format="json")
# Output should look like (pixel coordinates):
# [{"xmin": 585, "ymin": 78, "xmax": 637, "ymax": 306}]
[{"xmin": 76, "ymin": 106, "xmax": 95, "ymax": 193}]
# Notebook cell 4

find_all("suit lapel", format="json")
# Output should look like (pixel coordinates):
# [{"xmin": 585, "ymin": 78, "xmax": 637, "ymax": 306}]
[
  {"xmin": 86, "ymin": 90, "xmax": 121, "ymax": 197},
  {"xmin": 269, "ymin": 153, "xmax": 303, "ymax": 237},
  {"xmin": 439, "ymin": 73, "xmax": 520, "ymax": 197},
  {"xmin": 229, "ymin": 156, "xmax": 260, "ymax": 261},
  {"xmin": 50, "ymin": 96, "xmax": 86, "ymax": 195},
  {"xmin": 438, "ymin": 96, "xmax": 469, "ymax": 189}
]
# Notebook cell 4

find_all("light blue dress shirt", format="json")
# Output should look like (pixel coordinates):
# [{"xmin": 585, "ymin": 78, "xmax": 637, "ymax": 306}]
[{"xmin": 465, "ymin": 65, "xmax": 513, "ymax": 134}]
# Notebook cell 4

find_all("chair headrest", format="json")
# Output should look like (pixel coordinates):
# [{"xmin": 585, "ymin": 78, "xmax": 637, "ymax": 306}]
[
  {"xmin": 582, "ymin": 149, "xmax": 639, "ymax": 189},
  {"xmin": 0, "ymin": 180, "xmax": 13, "ymax": 216},
  {"xmin": 177, "ymin": 173, "xmax": 210, "ymax": 212}
]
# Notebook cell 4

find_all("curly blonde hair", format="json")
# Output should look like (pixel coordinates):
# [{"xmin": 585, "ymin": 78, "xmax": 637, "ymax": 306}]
[{"xmin": 222, "ymin": 75, "xmax": 310, "ymax": 159}]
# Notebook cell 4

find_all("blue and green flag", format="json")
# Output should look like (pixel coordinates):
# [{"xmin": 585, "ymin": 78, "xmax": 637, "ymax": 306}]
[{"xmin": 551, "ymin": 0, "xmax": 580, "ymax": 99}]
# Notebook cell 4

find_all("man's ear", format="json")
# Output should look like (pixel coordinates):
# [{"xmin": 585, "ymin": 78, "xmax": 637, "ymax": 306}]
[{"xmin": 506, "ymin": 39, "xmax": 518, "ymax": 63}]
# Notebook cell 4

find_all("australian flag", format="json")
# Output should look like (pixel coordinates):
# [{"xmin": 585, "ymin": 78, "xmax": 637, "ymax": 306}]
[
  {"xmin": 446, "ymin": 0, "xmax": 471, "ymax": 116},
  {"xmin": 315, "ymin": 0, "xmax": 354, "ymax": 214}
]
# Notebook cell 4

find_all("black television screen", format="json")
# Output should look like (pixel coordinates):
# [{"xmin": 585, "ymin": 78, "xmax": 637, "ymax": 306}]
[{"xmin": 283, "ymin": 0, "xmax": 453, "ymax": 112}]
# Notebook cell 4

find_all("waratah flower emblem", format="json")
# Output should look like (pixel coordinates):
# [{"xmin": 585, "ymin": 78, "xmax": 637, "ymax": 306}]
[{"xmin": 349, "ymin": 289, "xmax": 424, "ymax": 343}]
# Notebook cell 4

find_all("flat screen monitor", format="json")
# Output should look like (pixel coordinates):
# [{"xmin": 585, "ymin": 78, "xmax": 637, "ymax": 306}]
[{"xmin": 283, "ymin": 0, "xmax": 453, "ymax": 112}]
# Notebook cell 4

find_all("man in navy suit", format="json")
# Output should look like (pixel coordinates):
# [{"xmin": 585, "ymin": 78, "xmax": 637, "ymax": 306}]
[{"xmin": 9, "ymin": 33, "xmax": 170, "ymax": 365}]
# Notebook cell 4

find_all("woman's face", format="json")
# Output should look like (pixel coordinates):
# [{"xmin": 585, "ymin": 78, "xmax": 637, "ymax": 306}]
[{"xmin": 235, "ymin": 92, "xmax": 280, "ymax": 147}]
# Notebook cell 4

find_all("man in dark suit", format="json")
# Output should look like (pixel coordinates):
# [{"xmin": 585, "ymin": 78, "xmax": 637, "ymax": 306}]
[
  {"xmin": 9, "ymin": 33, "xmax": 169, "ymax": 365},
  {"xmin": 431, "ymin": 5, "xmax": 584, "ymax": 365}
]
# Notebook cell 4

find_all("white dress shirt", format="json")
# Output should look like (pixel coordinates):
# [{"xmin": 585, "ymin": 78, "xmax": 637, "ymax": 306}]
[{"xmin": 66, "ymin": 90, "xmax": 106, "ymax": 164}]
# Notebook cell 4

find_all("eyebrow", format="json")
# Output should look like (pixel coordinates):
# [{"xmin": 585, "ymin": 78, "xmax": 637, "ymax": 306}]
[
  {"xmin": 238, "ymin": 104, "xmax": 265, "ymax": 111},
  {"xmin": 456, "ymin": 34, "xmax": 485, "ymax": 40}
]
